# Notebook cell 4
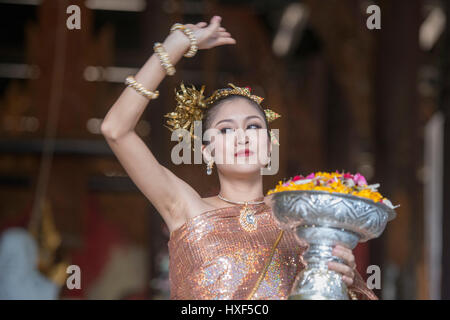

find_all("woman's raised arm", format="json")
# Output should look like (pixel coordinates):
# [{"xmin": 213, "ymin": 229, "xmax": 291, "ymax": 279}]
[{"xmin": 101, "ymin": 16, "xmax": 236, "ymax": 231}]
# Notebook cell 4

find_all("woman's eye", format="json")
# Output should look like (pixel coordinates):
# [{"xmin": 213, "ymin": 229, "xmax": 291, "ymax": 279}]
[
  {"xmin": 247, "ymin": 124, "xmax": 262, "ymax": 129},
  {"xmin": 220, "ymin": 127, "xmax": 234, "ymax": 134}
]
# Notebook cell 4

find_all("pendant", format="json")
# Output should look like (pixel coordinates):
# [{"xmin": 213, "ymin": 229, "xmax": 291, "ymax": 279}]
[{"xmin": 239, "ymin": 203, "xmax": 257, "ymax": 232}]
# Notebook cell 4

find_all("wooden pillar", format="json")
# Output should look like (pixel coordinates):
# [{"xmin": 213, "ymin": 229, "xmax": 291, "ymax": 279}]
[{"xmin": 373, "ymin": 0, "xmax": 423, "ymax": 299}]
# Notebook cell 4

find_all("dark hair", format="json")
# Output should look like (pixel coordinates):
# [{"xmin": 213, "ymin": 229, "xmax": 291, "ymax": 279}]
[{"xmin": 202, "ymin": 95, "xmax": 270, "ymax": 145}]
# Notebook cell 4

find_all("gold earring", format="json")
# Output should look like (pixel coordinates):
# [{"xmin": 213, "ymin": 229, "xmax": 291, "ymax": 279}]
[{"xmin": 207, "ymin": 160, "xmax": 214, "ymax": 175}]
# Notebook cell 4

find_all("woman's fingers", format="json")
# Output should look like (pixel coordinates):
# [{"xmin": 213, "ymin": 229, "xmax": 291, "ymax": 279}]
[
  {"xmin": 328, "ymin": 261, "xmax": 355, "ymax": 285},
  {"xmin": 328, "ymin": 245, "xmax": 357, "ymax": 287},
  {"xmin": 212, "ymin": 37, "xmax": 236, "ymax": 46},
  {"xmin": 189, "ymin": 16, "xmax": 235, "ymax": 49},
  {"xmin": 342, "ymin": 275, "xmax": 354, "ymax": 286},
  {"xmin": 332, "ymin": 245, "xmax": 357, "ymax": 269},
  {"xmin": 206, "ymin": 16, "xmax": 222, "ymax": 32},
  {"xmin": 218, "ymin": 31, "xmax": 231, "ymax": 37},
  {"xmin": 328, "ymin": 262, "xmax": 355, "ymax": 286},
  {"xmin": 197, "ymin": 23, "xmax": 225, "ymax": 32}
]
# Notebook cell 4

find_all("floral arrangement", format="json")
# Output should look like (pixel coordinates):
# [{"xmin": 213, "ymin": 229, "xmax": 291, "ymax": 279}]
[{"xmin": 267, "ymin": 171, "xmax": 399, "ymax": 209}]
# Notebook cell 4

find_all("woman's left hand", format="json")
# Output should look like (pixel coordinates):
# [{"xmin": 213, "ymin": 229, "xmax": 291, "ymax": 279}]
[{"xmin": 327, "ymin": 245, "xmax": 357, "ymax": 287}]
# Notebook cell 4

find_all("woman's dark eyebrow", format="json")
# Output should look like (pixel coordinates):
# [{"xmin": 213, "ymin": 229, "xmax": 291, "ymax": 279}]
[
  {"xmin": 245, "ymin": 115, "xmax": 263, "ymax": 122},
  {"xmin": 214, "ymin": 115, "xmax": 263, "ymax": 127},
  {"xmin": 214, "ymin": 118, "xmax": 235, "ymax": 126}
]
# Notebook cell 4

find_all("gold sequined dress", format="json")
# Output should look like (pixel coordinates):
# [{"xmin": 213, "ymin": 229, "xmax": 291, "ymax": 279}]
[{"xmin": 168, "ymin": 202, "xmax": 378, "ymax": 300}]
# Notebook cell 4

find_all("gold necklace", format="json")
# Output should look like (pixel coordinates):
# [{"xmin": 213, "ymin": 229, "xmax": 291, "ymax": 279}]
[{"xmin": 217, "ymin": 194, "xmax": 264, "ymax": 232}]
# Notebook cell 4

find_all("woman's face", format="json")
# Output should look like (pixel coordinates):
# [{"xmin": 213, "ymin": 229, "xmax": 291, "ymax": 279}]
[{"xmin": 202, "ymin": 97, "xmax": 271, "ymax": 177}]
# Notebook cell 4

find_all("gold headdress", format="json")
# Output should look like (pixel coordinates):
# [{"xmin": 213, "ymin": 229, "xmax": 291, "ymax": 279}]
[{"xmin": 164, "ymin": 83, "xmax": 281, "ymax": 146}]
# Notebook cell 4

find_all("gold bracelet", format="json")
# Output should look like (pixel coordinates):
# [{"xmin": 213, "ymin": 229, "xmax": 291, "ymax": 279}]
[
  {"xmin": 170, "ymin": 23, "xmax": 198, "ymax": 58},
  {"xmin": 125, "ymin": 76, "xmax": 159, "ymax": 100},
  {"xmin": 153, "ymin": 42, "xmax": 176, "ymax": 76}
]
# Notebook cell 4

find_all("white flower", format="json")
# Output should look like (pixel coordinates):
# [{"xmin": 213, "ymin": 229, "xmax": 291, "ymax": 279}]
[
  {"xmin": 381, "ymin": 198, "xmax": 400, "ymax": 209},
  {"xmin": 344, "ymin": 179, "xmax": 355, "ymax": 188},
  {"xmin": 294, "ymin": 178, "xmax": 313, "ymax": 185},
  {"xmin": 366, "ymin": 183, "xmax": 380, "ymax": 192}
]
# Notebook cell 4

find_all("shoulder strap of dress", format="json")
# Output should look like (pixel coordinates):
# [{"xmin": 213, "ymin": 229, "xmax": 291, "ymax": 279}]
[{"xmin": 246, "ymin": 230, "xmax": 285, "ymax": 300}]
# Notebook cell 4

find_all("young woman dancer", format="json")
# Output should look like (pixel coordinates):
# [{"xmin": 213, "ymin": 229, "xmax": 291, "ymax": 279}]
[{"xmin": 101, "ymin": 16, "xmax": 377, "ymax": 300}]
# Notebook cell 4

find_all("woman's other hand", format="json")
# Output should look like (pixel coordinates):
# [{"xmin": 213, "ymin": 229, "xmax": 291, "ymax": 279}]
[{"xmin": 327, "ymin": 244, "xmax": 357, "ymax": 287}]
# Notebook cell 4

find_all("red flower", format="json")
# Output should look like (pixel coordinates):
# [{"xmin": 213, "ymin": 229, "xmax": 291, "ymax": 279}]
[
  {"xmin": 292, "ymin": 175, "xmax": 302, "ymax": 181},
  {"xmin": 245, "ymin": 86, "xmax": 252, "ymax": 92},
  {"xmin": 343, "ymin": 172, "xmax": 353, "ymax": 179}
]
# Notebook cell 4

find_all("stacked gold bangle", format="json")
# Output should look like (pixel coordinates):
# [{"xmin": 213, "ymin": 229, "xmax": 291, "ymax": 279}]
[
  {"xmin": 170, "ymin": 23, "xmax": 198, "ymax": 58},
  {"xmin": 125, "ymin": 76, "xmax": 159, "ymax": 100},
  {"xmin": 153, "ymin": 42, "xmax": 176, "ymax": 76}
]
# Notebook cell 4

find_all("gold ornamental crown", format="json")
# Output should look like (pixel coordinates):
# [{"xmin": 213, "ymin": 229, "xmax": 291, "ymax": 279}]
[{"xmin": 164, "ymin": 82, "xmax": 281, "ymax": 146}]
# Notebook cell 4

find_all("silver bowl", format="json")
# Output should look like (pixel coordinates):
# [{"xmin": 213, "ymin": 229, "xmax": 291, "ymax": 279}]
[{"xmin": 270, "ymin": 190, "xmax": 396, "ymax": 300}]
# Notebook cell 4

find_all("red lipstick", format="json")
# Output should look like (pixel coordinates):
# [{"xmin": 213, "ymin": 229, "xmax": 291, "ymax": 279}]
[{"xmin": 235, "ymin": 149, "xmax": 253, "ymax": 157}]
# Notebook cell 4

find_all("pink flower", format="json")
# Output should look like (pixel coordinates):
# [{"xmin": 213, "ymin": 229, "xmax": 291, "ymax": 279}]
[
  {"xmin": 353, "ymin": 173, "xmax": 367, "ymax": 186},
  {"xmin": 292, "ymin": 175, "xmax": 302, "ymax": 181},
  {"xmin": 306, "ymin": 173, "xmax": 315, "ymax": 179}
]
